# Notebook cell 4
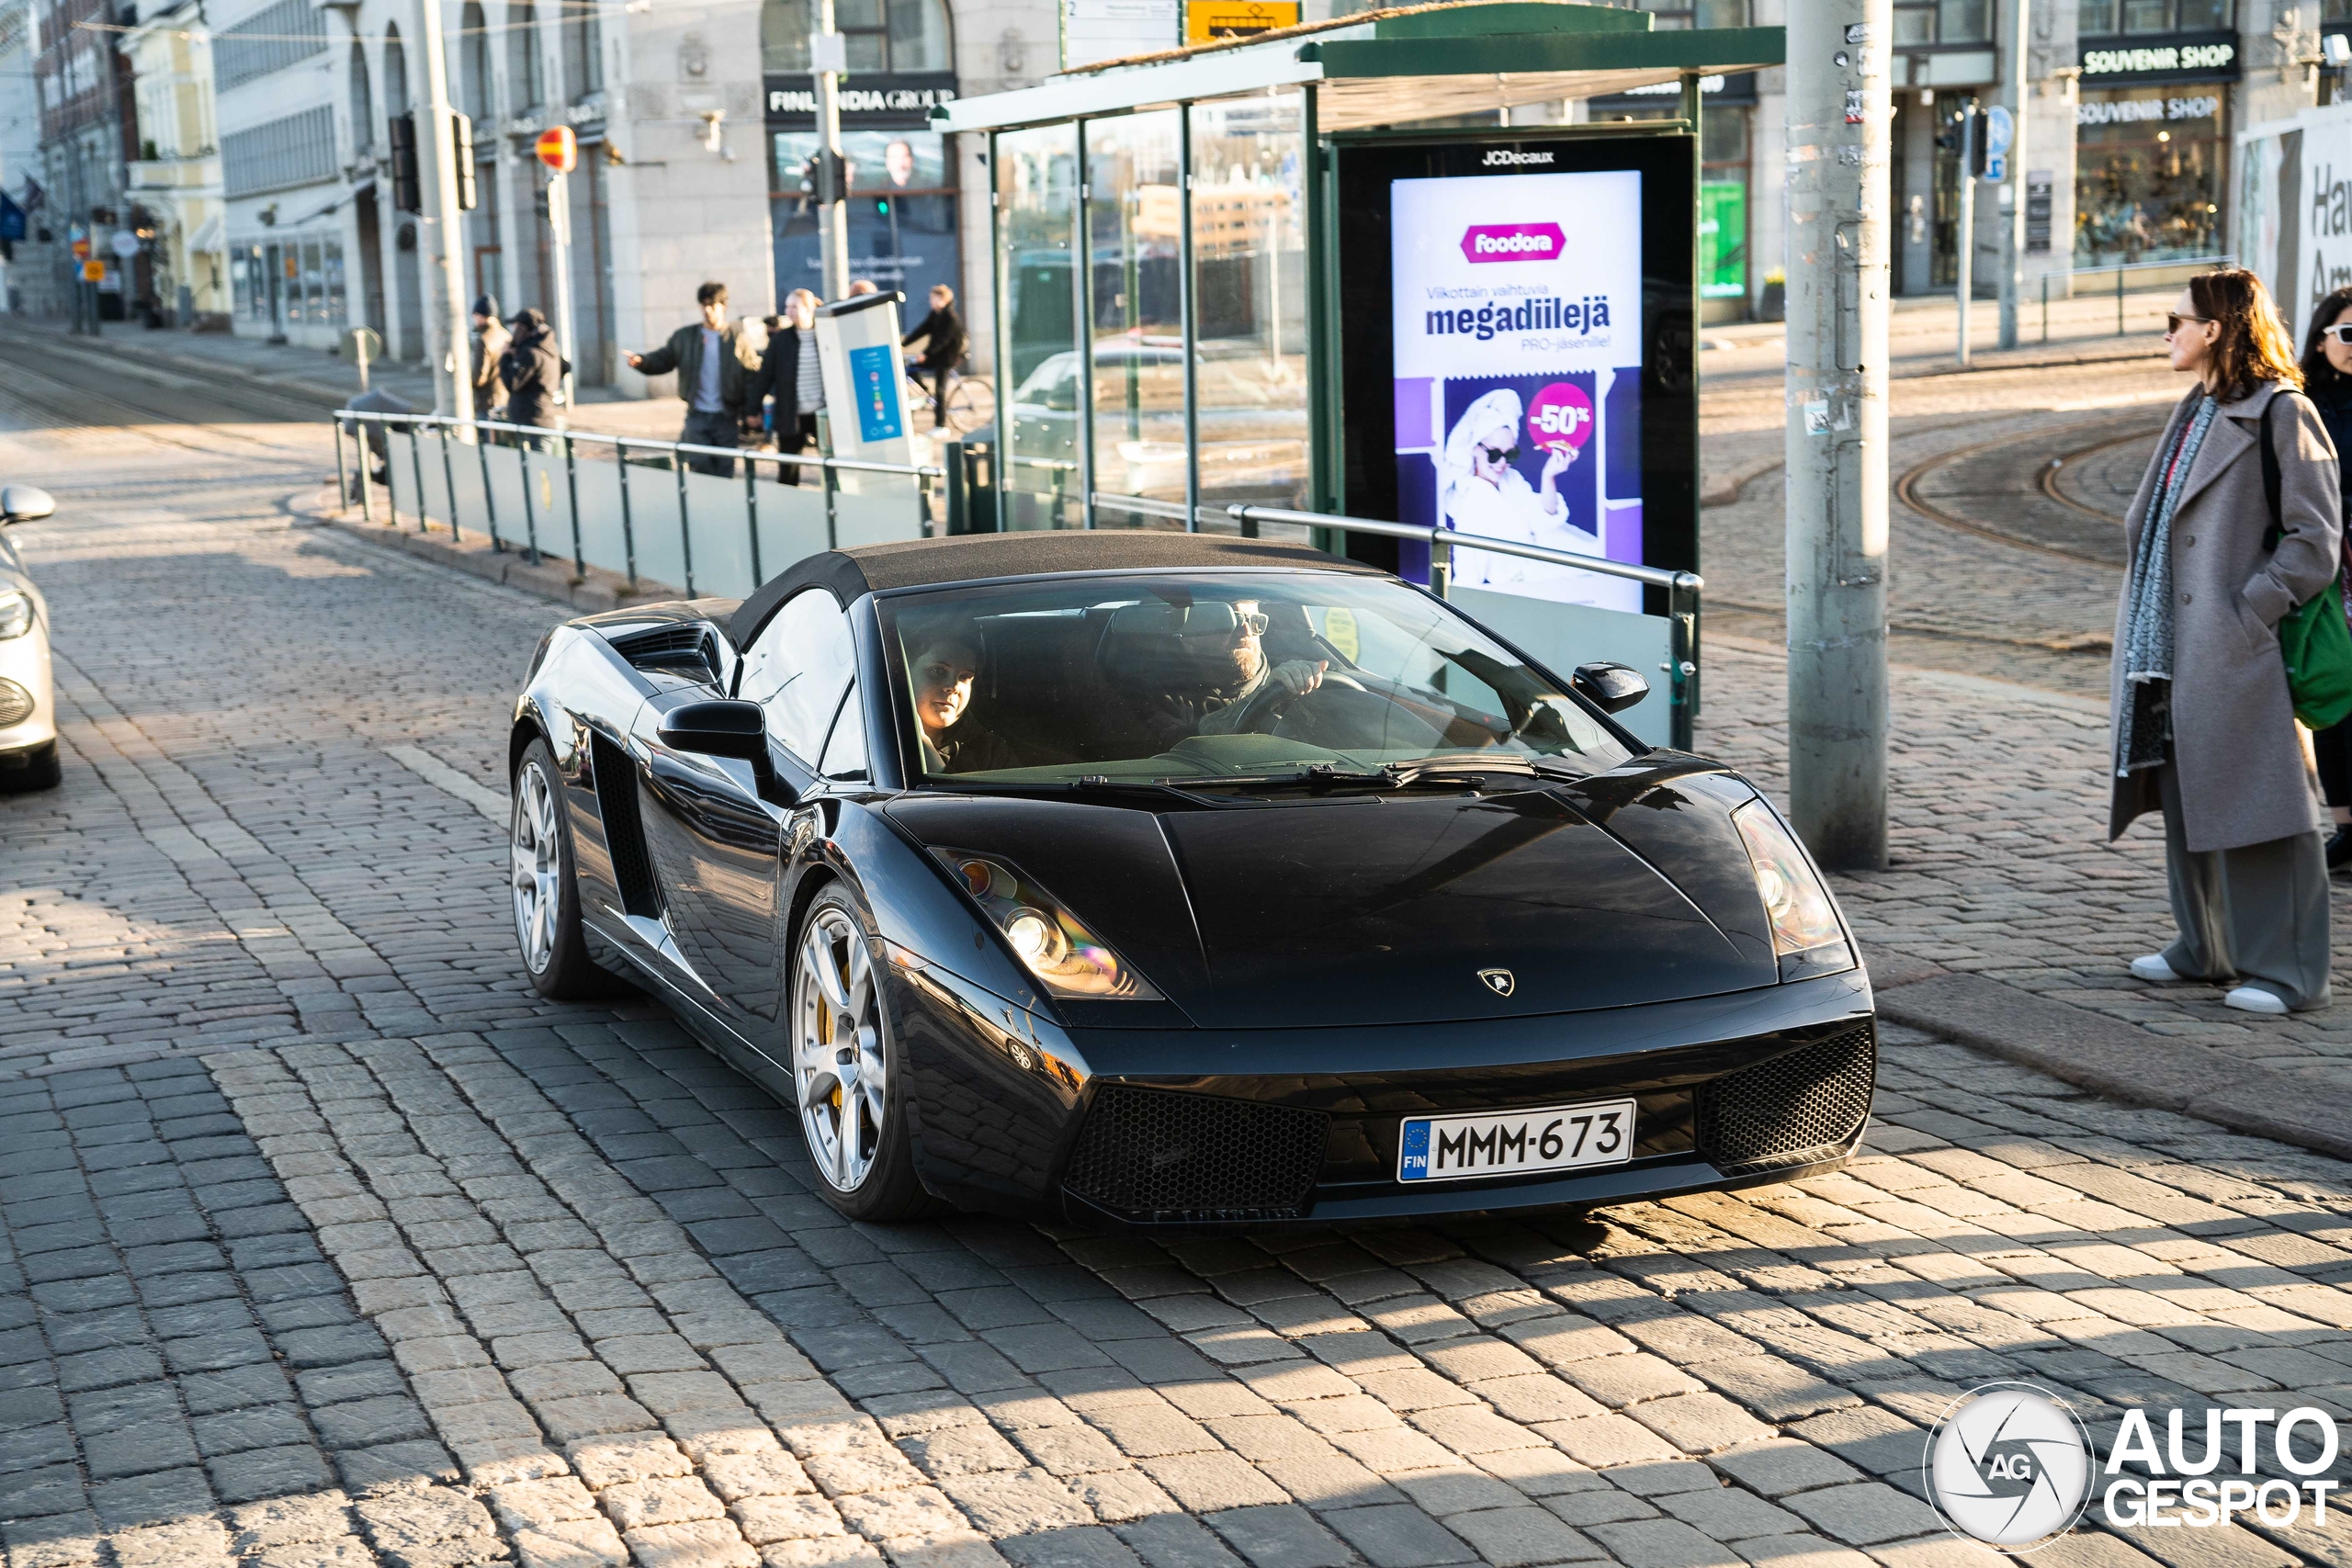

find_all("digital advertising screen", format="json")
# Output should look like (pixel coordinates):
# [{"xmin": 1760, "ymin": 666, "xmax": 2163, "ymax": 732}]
[{"xmin": 1336, "ymin": 134, "xmax": 1697, "ymax": 615}]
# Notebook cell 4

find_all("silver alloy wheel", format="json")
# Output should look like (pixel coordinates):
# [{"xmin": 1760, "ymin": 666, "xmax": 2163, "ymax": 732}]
[
  {"xmin": 510, "ymin": 759, "xmax": 562, "ymax": 976},
  {"xmin": 794, "ymin": 905, "xmax": 888, "ymax": 1192}
]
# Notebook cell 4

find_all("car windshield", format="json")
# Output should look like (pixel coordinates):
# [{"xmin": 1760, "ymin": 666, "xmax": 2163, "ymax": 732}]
[{"xmin": 880, "ymin": 570, "xmax": 1636, "ymax": 786}]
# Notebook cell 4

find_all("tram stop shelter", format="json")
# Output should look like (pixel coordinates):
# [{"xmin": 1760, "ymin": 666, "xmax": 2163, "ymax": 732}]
[{"xmin": 934, "ymin": 1, "xmax": 1784, "ymax": 749}]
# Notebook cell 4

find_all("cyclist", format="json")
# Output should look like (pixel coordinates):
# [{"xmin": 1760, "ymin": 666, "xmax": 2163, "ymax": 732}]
[{"xmin": 902, "ymin": 285, "xmax": 967, "ymax": 430}]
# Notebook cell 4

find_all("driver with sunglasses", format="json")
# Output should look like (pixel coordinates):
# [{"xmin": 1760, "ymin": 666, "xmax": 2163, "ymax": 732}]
[{"xmin": 1128, "ymin": 598, "xmax": 1329, "ymax": 750}]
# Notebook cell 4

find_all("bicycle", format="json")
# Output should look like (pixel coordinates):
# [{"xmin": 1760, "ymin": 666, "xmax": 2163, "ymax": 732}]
[{"xmin": 902, "ymin": 361, "xmax": 996, "ymax": 435}]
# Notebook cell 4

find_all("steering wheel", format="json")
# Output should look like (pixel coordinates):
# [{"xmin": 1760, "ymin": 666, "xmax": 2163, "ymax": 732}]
[{"xmin": 1224, "ymin": 669, "xmax": 1366, "ymax": 735}]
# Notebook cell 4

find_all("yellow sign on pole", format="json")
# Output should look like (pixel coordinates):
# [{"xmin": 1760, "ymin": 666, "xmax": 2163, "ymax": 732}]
[
  {"xmin": 81, "ymin": 259, "xmax": 106, "ymax": 282},
  {"xmin": 1185, "ymin": 0, "xmax": 1296, "ymax": 42}
]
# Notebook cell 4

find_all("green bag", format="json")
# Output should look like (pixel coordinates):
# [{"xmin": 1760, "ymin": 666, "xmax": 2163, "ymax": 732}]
[{"xmin": 2257, "ymin": 397, "xmax": 2352, "ymax": 731}]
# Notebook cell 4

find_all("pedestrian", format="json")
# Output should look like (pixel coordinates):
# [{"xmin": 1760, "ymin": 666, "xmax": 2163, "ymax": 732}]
[
  {"xmin": 498, "ymin": 307, "xmax": 567, "ymax": 446},
  {"xmin": 901, "ymin": 283, "xmax": 967, "ymax": 429},
  {"xmin": 2116, "ymin": 267, "xmax": 2343, "ymax": 1015},
  {"xmin": 470, "ymin": 295, "xmax": 510, "ymax": 419},
  {"xmin": 847, "ymin": 279, "xmax": 878, "ymax": 297},
  {"xmin": 625, "ymin": 281, "xmax": 766, "ymax": 476},
  {"xmin": 2295, "ymin": 280, "xmax": 2352, "ymax": 871},
  {"xmin": 755, "ymin": 288, "xmax": 824, "ymax": 485}
]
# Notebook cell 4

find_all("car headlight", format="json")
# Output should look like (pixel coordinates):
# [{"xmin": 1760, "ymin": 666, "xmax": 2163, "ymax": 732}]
[
  {"xmin": 0, "ymin": 591, "xmax": 31, "ymax": 640},
  {"xmin": 934, "ymin": 851, "xmax": 1160, "ymax": 1000},
  {"xmin": 1731, "ymin": 799, "xmax": 1854, "ymax": 981}
]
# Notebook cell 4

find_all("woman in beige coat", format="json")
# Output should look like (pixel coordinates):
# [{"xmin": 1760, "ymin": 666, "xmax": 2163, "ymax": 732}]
[{"xmin": 2113, "ymin": 267, "xmax": 2341, "ymax": 1013}]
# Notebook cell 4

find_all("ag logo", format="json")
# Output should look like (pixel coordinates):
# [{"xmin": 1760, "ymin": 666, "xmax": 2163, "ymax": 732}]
[
  {"xmin": 1476, "ymin": 968, "xmax": 1514, "ymax": 997},
  {"xmin": 1925, "ymin": 1382, "xmax": 2092, "ymax": 1551}
]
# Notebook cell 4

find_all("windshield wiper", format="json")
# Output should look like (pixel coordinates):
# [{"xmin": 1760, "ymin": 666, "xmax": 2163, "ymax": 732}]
[{"xmin": 1382, "ymin": 755, "xmax": 1589, "ymax": 787}]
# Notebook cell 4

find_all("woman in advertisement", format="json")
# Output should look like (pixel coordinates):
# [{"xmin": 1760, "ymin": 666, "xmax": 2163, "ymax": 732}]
[{"xmin": 1440, "ymin": 387, "xmax": 1593, "ymax": 592}]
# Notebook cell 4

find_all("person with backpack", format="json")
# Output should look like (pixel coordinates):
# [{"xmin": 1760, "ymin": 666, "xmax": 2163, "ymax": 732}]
[
  {"xmin": 498, "ymin": 307, "xmax": 568, "ymax": 446},
  {"xmin": 2294, "ymin": 282, "xmax": 2352, "ymax": 871},
  {"xmin": 2116, "ymin": 267, "xmax": 2344, "ymax": 1014}
]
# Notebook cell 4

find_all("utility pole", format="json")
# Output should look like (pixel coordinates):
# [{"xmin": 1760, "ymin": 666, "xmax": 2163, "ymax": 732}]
[
  {"xmin": 812, "ymin": 6, "xmax": 850, "ymax": 299},
  {"xmin": 1996, "ymin": 0, "xmax": 2029, "ymax": 349},
  {"xmin": 1785, "ymin": 0, "xmax": 1892, "ymax": 871},
  {"xmin": 1954, "ymin": 104, "xmax": 1973, "ymax": 368},
  {"xmin": 414, "ymin": 0, "xmax": 474, "ymax": 426}
]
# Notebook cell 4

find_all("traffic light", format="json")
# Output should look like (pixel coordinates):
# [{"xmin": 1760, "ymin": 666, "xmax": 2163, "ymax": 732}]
[
  {"xmin": 388, "ymin": 112, "xmax": 422, "ymax": 213},
  {"xmin": 800, "ymin": 148, "xmax": 849, "ymax": 204},
  {"xmin": 1966, "ymin": 106, "xmax": 1989, "ymax": 178},
  {"xmin": 450, "ymin": 112, "xmax": 478, "ymax": 210}
]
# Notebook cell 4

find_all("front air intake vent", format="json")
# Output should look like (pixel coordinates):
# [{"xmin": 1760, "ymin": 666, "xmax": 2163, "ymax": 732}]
[
  {"xmin": 1696, "ymin": 1024, "xmax": 1876, "ymax": 1176},
  {"xmin": 1063, "ymin": 1086, "xmax": 1329, "ymax": 1223},
  {"xmin": 590, "ymin": 732, "xmax": 662, "ymax": 919},
  {"xmin": 607, "ymin": 623, "xmax": 718, "ymax": 682}
]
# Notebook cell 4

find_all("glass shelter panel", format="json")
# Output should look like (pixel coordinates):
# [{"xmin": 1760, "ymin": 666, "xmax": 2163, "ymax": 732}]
[
  {"xmin": 1189, "ymin": 92, "xmax": 1308, "ymax": 518},
  {"xmin": 1085, "ymin": 109, "xmax": 1186, "ymax": 524},
  {"xmin": 997, "ymin": 123, "xmax": 1082, "ymax": 530}
]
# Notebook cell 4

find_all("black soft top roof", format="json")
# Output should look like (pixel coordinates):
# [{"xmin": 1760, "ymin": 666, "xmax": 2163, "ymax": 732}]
[{"xmin": 728, "ymin": 531, "xmax": 1381, "ymax": 649}]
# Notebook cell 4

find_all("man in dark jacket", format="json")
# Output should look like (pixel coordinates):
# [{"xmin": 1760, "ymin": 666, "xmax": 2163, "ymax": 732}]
[
  {"xmin": 499, "ymin": 308, "xmax": 567, "ymax": 443},
  {"xmin": 627, "ymin": 280, "xmax": 765, "ymax": 475},
  {"xmin": 470, "ymin": 295, "xmax": 509, "ymax": 412},
  {"xmin": 901, "ymin": 284, "xmax": 967, "ymax": 429}
]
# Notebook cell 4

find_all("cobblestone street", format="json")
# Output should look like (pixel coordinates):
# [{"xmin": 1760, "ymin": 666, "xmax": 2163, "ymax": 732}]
[{"xmin": 1, "ymin": 333, "xmax": 2350, "ymax": 1568}]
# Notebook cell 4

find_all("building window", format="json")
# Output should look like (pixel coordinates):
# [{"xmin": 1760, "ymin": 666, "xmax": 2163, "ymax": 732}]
[
  {"xmin": 508, "ymin": 0, "xmax": 542, "ymax": 111},
  {"xmin": 214, "ymin": 0, "xmax": 327, "ymax": 89},
  {"xmin": 2079, "ymin": 0, "xmax": 2233, "ymax": 32},
  {"xmin": 560, "ymin": 0, "xmax": 601, "ymax": 97},
  {"xmin": 1894, "ymin": 0, "xmax": 1993, "ymax": 45},
  {"xmin": 221, "ymin": 104, "xmax": 338, "ymax": 197},
  {"xmin": 348, "ymin": 42, "xmax": 374, "ymax": 153},
  {"xmin": 761, "ymin": 0, "xmax": 951, "ymax": 74},
  {"xmin": 769, "ymin": 129, "xmax": 957, "ymax": 302},
  {"xmin": 2075, "ymin": 85, "xmax": 2225, "ymax": 263},
  {"xmin": 460, "ymin": 4, "xmax": 492, "ymax": 120}
]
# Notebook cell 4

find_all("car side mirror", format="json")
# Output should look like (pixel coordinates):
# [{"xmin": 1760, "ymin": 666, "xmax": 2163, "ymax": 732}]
[
  {"xmin": 1571, "ymin": 660, "xmax": 1650, "ymax": 715},
  {"xmin": 660, "ymin": 699, "xmax": 790, "ymax": 802},
  {"xmin": 1, "ymin": 485, "xmax": 56, "ymax": 525},
  {"xmin": 659, "ymin": 699, "xmax": 766, "ymax": 761}
]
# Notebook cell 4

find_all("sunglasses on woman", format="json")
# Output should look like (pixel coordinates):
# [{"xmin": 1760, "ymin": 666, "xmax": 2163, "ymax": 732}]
[
  {"xmin": 2165, "ymin": 312, "xmax": 2211, "ymax": 335},
  {"xmin": 1477, "ymin": 444, "xmax": 1520, "ymax": 465},
  {"xmin": 2322, "ymin": 324, "xmax": 2352, "ymax": 345}
]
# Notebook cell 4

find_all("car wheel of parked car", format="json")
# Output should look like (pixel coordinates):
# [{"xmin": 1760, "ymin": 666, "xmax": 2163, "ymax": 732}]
[
  {"xmin": 511, "ymin": 738, "xmax": 610, "ymax": 999},
  {"xmin": 792, "ymin": 883, "xmax": 941, "ymax": 1222},
  {"xmin": 0, "ymin": 741, "xmax": 60, "ymax": 793}
]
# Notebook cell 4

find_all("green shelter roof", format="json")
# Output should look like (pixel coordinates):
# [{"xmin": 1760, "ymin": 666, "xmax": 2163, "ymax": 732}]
[{"xmin": 933, "ymin": 0, "xmax": 1783, "ymax": 134}]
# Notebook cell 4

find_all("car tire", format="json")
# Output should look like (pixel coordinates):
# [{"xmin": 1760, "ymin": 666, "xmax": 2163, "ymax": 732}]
[
  {"xmin": 790, "ymin": 881, "xmax": 944, "ymax": 1223},
  {"xmin": 0, "ymin": 741, "xmax": 61, "ymax": 793},
  {"xmin": 510, "ymin": 737, "xmax": 613, "ymax": 1000}
]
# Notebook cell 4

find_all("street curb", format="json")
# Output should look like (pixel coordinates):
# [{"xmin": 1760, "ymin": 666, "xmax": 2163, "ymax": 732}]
[
  {"xmin": 286, "ymin": 485, "xmax": 684, "ymax": 614},
  {"xmin": 1872, "ymin": 969, "xmax": 2352, "ymax": 1160}
]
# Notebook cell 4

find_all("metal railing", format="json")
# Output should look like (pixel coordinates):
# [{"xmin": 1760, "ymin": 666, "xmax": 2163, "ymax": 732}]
[
  {"xmin": 2040, "ymin": 254, "xmax": 2233, "ymax": 344},
  {"xmin": 333, "ymin": 409, "xmax": 945, "ymax": 597},
  {"xmin": 1226, "ymin": 502, "xmax": 1703, "ymax": 749}
]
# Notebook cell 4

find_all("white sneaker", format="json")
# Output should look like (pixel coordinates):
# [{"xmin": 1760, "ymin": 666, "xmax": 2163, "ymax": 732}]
[
  {"xmin": 2224, "ymin": 986, "xmax": 2290, "ymax": 1016},
  {"xmin": 2129, "ymin": 954, "xmax": 2182, "ymax": 983}
]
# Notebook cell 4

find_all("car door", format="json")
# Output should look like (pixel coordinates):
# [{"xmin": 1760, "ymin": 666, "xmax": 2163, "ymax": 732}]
[{"xmin": 641, "ymin": 590, "xmax": 856, "ymax": 1030}]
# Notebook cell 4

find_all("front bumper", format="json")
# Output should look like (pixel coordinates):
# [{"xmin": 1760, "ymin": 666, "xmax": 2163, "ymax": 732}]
[{"xmin": 890, "ymin": 963, "xmax": 1876, "ymax": 1231}]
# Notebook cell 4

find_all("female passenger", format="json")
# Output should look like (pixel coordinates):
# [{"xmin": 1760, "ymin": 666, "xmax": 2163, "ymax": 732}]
[{"xmin": 2116, "ymin": 268, "xmax": 2341, "ymax": 1013}]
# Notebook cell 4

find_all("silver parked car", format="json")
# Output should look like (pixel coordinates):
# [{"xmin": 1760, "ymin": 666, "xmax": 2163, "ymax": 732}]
[{"xmin": 0, "ymin": 484, "xmax": 60, "ymax": 793}]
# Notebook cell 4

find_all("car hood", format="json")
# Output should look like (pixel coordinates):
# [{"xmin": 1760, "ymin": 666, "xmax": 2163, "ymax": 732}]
[{"xmin": 885, "ymin": 765, "xmax": 1781, "ymax": 1029}]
